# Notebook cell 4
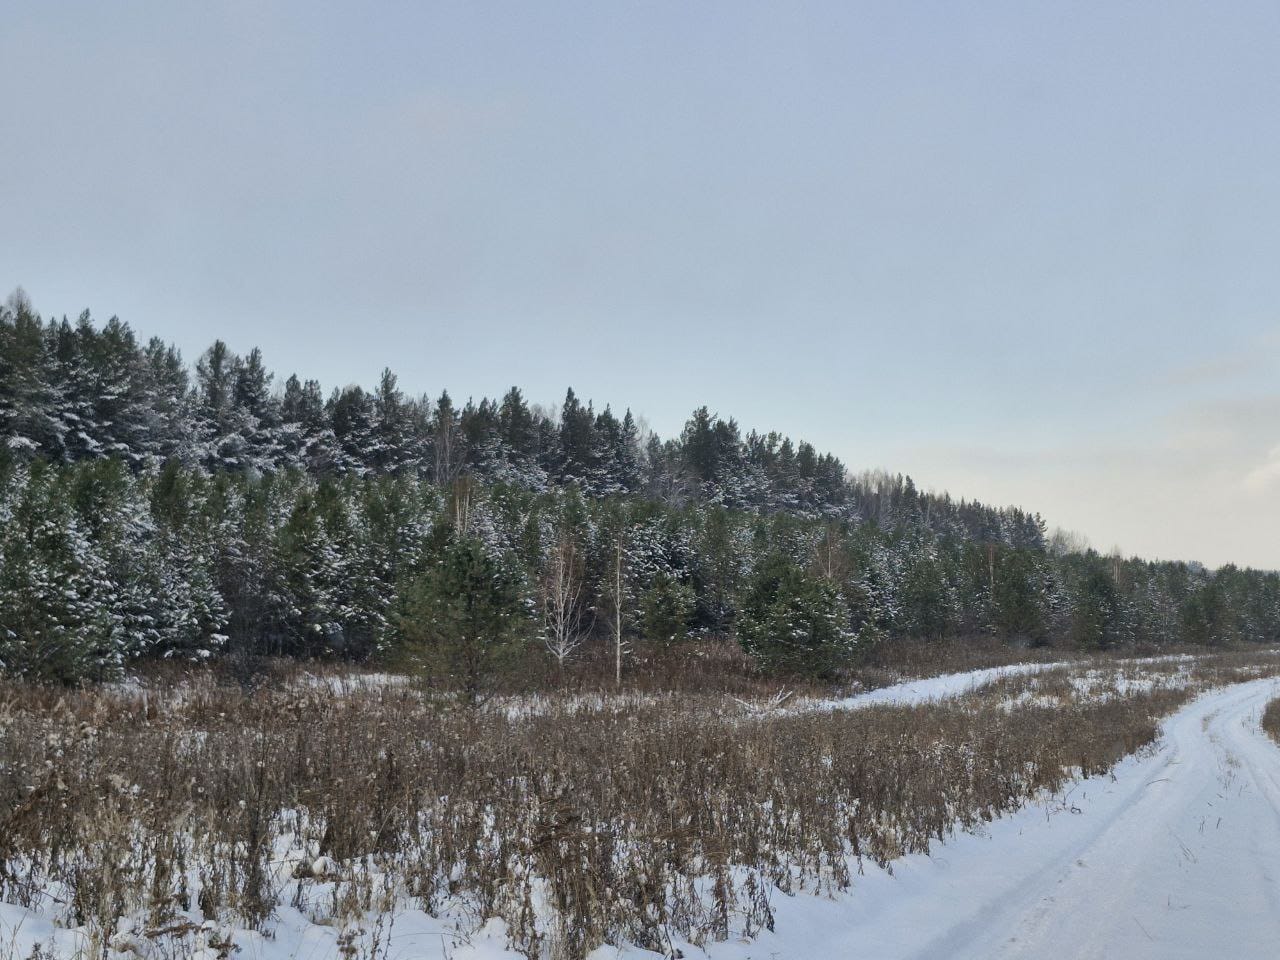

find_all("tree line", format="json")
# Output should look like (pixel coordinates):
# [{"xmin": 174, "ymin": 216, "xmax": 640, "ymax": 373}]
[{"xmin": 1, "ymin": 291, "xmax": 1277, "ymax": 685}]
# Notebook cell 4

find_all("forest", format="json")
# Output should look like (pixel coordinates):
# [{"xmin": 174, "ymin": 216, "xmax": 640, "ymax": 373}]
[{"xmin": 2, "ymin": 290, "xmax": 1277, "ymax": 685}]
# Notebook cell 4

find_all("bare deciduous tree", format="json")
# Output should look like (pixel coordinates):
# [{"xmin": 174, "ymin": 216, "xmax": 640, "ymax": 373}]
[
  {"xmin": 812, "ymin": 522, "xmax": 848, "ymax": 584},
  {"xmin": 433, "ymin": 391, "xmax": 466, "ymax": 485},
  {"xmin": 612, "ymin": 536, "xmax": 629, "ymax": 686},
  {"xmin": 541, "ymin": 532, "xmax": 588, "ymax": 669},
  {"xmin": 451, "ymin": 476, "xmax": 475, "ymax": 535}
]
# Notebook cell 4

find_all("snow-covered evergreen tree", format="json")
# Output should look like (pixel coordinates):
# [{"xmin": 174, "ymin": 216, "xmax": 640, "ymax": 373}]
[{"xmin": 0, "ymin": 463, "xmax": 124, "ymax": 681}]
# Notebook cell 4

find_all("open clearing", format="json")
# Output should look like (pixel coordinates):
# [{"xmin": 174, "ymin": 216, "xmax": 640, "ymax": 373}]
[{"xmin": 4, "ymin": 662, "xmax": 1280, "ymax": 960}]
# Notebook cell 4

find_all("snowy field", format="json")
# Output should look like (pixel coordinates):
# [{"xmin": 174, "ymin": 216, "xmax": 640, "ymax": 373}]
[{"xmin": 4, "ymin": 658, "xmax": 1280, "ymax": 960}]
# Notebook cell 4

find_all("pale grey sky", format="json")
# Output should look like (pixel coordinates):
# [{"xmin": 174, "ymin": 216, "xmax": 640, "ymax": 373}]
[{"xmin": 3, "ymin": 2, "xmax": 1279, "ymax": 569}]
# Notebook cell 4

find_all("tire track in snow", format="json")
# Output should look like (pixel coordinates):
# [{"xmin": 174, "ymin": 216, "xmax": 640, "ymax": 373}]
[
  {"xmin": 910, "ymin": 678, "xmax": 1280, "ymax": 960},
  {"xmin": 711, "ymin": 676, "xmax": 1280, "ymax": 960}
]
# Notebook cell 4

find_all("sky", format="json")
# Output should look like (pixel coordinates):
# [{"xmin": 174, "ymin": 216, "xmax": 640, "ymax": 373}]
[{"xmin": 3, "ymin": 1, "xmax": 1279, "ymax": 570}]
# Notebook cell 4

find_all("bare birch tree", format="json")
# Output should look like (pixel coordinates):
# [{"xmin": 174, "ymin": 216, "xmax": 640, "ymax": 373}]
[
  {"xmin": 612, "ymin": 536, "xmax": 628, "ymax": 686},
  {"xmin": 812, "ymin": 522, "xmax": 848, "ymax": 584},
  {"xmin": 541, "ymin": 531, "xmax": 587, "ymax": 669},
  {"xmin": 451, "ymin": 476, "xmax": 474, "ymax": 536},
  {"xmin": 432, "ymin": 391, "xmax": 465, "ymax": 485}
]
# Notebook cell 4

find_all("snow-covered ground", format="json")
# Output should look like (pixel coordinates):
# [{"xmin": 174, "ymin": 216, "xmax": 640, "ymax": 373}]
[
  {"xmin": 807, "ymin": 652, "xmax": 1216, "ymax": 712},
  {"xmin": 694, "ymin": 674, "xmax": 1280, "ymax": 960},
  {"xmin": 810, "ymin": 660, "xmax": 1070, "ymax": 710},
  {"xmin": 6, "ymin": 665, "xmax": 1280, "ymax": 960}
]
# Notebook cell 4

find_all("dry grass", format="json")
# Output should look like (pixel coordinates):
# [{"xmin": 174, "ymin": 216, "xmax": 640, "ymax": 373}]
[
  {"xmin": 1263, "ymin": 696, "xmax": 1280, "ymax": 745},
  {"xmin": 2, "ymin": 652, "xmax": 1277, "ymax": 960}
]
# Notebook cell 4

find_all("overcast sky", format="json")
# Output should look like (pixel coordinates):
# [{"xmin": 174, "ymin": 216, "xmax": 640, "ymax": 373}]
[{"xmin": 4, "ymin": 1, "xmax": 1279, "ymax": 569}]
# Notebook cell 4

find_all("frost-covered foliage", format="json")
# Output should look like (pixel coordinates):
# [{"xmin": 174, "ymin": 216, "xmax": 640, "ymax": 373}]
[
  {"xmin": 3, "ymin": 294, "xmax": 1280, "ymax": 682},
  {"xmin": 736, "ymin": 554, "xmax": 854, "ymax": 676},
  {"xmin": 0, "ymin": 294, "xmax": 1047, "ymax": 540},
  {"xmin": 0, "ymin": 462, "xmax": 123, "ymax": 680}
]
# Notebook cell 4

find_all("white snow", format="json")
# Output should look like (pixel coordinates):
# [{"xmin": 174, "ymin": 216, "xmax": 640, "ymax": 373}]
[
  {"xmin": 812, "ymin": 661, "xmax": 1070, "ymax": 710},
  {"xmin": 292, "ymin": 670, "xmax": 410, "ymax": 694},
  {"xmin": 689, "ymin": 675, "xmax": 1280, "ymax": 959},
  {"xmin": 806, "ymin": 652, "xmax": 1219, "ymax": 713}
]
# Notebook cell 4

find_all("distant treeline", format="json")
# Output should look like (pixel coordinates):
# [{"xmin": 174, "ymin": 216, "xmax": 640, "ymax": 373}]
[{"xmin": 1, "ymin": 291, "xmax": 1276, "ymax": 684}]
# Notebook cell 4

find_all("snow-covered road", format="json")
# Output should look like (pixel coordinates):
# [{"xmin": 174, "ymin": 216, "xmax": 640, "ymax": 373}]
[
  {"xmin": 716, "ymin": 676, "xmax": 1280, "ymax": 960},
  {"xmin": 811, "ymin": 660, "xmax": 1068, "ymax": 710},
  {"xmin": 810, "ymin": 652, "xmax": 1213, "ymax": 712}
]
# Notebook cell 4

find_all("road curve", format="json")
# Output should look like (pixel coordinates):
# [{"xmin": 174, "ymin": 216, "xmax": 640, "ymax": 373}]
[
  {"xmin": 715, "ymin": 677, "xmax": 1280, "ymax": 960},
  {"xmin": 913, "ymin": 677, "xmax": 1280, "ymax": 959}
]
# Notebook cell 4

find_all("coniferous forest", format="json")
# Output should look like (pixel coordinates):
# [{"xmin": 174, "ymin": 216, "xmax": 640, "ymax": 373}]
[{"xmin": 2, "ymin": 290, "xmax": 1277, "ymax": 684}]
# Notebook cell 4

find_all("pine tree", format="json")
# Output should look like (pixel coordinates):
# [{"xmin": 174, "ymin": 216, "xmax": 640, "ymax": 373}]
[
  {"xmin": 147, "ymin": 532, "xmax": 229, "ymax": 659},
  {"xmin": 193, "ymin": 341, "xmax": 241, "ymax": 470},
  {"xmin": 139, "ymin": 337, "xmax": 196, "ymax": 464},
  {"xmin": 1182, "ymin": 577, "xmax": 1229, "ymax": 646},
  {"xmin": 991, "ymin": 548, "xmax": 1050, "ymax": 645},
  {"xmin": 737, "ymin": 554, "xmax": 853, "ymax": 676},
  {"xmin": 272, "ymin": 488, "xmax": 345, "ymax": 657},
  {"xmin": 231, "ymin": 347, "xmax": 283, "ymax": 472},
  {"xmin": 205, "ymin": 472, "xmax": 284, "ymax": 657},
  {"xmin": 144, "ymin": 461, "xmax": 229, "ymax": 657},
  {"xmin": 617, "ymin": 410, "xmax": 642, "ymax": 491},
  {"xmin": 557, "ymin": 388, "xmax": 596, "ymax": 488},
  {"xmin": 0, "ymin": 291, "xmax": 65, "ymax": 458},
  {"xmin": 370, "ymin": 369, "xmax": 419, "ymax": 475},
  {"xmin": 326, "ymin": 490, "xmax": 392, "ymax": 659},
  {"xmin": 499, "ymin": 386, "xmax": 536, "ymax": 460},
  {"xmin": 639, "ymin": 572, "xmax": 695, "ymax": 646},
  {"xmin": 1068, "ymin": 553, "xmax": 1125, "ymax": 649},
  {"xmin": 461, "ymin": 397, "xmax": 502, "ymax": 477},
  {"xmin": 395, "ymin": 529, "xmax": 529, "ymax": 703},
  {"xmin": 896, "ymin": 540, "xmax": 953, "ymax": 640},
  {"xmin": 329, "ymin": 386, "xmax": 376, "ymax": 476},
  {"xmin": 695, "ymin": 507, "xmax": 745, "ymax": 633},
  {"xmin": 280, "ymin": 375, "xmax": 341, "ymax": 472}
]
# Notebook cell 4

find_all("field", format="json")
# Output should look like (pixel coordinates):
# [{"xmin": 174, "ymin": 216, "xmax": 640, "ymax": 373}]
[{"xmin": 4, "ymin": 651, "xmax": 1280, "ymax": 960}]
